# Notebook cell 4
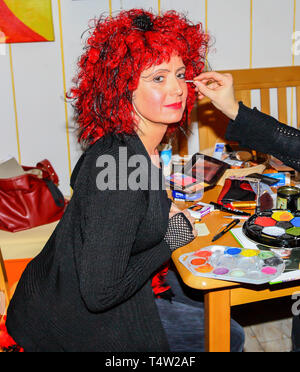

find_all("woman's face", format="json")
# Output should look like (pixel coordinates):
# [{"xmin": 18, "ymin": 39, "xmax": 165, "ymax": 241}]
[{"xmin": 132, "ymin": 55, "xmax": 188, "ymax": 127}]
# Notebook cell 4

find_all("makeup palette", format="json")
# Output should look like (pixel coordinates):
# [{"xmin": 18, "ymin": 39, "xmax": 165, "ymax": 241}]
[
  {"xmin": 179, "ymin": 246, "xmax": 285, "ymax": 284},
  {"xmin": 243, "ymin": 209, "xmax": 300, "ymax": 248}
]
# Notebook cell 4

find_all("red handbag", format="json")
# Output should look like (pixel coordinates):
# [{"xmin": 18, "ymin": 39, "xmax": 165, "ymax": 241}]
[{"xmin": 0, "ymin": 159, "xmax": 68, "ymax": 232}]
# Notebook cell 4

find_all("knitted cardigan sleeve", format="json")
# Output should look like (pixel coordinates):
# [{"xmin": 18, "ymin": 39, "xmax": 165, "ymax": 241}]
[
  {"xmin": 226, "ymin": 102, "xmax": 300, "ymax": 171},
  {"xmin": 77, "ymin": 189, "xmax": 171, "ymax": 313}
]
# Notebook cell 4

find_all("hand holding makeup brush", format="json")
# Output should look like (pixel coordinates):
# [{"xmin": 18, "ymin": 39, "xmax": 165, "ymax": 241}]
[{"xmin": 193, "ymin": 71, "xmax": 239, "ymax": 120}]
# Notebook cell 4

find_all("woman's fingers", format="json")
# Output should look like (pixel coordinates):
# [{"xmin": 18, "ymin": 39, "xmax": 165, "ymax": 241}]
[{"xmin": 182, "ymin": 210, "xmax": 198, "ymax": 238}]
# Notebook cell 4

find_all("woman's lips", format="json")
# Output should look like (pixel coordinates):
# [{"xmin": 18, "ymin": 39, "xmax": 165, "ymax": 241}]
[{"xmin": 164, "ymin": 102, "xmax": 182, "ymax": 109}]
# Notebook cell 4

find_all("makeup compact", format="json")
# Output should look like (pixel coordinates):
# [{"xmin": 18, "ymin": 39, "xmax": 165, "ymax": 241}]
[
  {"xmin": 166, "ymin": 153, "xmax": 229, "ymax": 198},
  {"xmin": 185, "ymin": 153, "xmax": 230, "ymax": 187},
  {"xmin": 167, "ymin": 172, "xmax": 200, "ymax": 190}
]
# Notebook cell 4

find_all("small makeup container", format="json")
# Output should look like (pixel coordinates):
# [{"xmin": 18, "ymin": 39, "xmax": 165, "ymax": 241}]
[
  {"xmin": 158, "ymin": 143, "xmax": 172, "ymax": 177},
  {"xmin": 276, "ymin": 186, "xmax": 300, "ymax": 212}
]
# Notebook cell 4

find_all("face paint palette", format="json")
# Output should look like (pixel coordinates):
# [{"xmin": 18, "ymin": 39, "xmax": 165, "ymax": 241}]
[
  {"xmin": 179, "ymin": 246, "xmax": 285, "ymax": 284},
  {"xmin": 243, "ymin": 210, "xmax": 300, "ymax": 248}
]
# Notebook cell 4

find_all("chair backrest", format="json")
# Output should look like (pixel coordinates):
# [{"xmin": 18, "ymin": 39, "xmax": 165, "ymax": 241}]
[
  {"xmin": 0, "ymin": 248, "xmax": 10, "ymax": 320},
  {"xmin": 177, "ymin": 66, "xmax": 300, "ymax": 156}
]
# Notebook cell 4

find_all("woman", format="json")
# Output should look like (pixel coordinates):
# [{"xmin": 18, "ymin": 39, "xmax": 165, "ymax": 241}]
[
  {"xmin": 4, "ymin": 9, "xmax": 206, "ymax": 352},
  {"xmin": 4, "ymin": 10, "xmax": 246, "ymax": 352},
  {"xmin": 194, "ymin": 71, "xmax": 300, "ymax": 352}
]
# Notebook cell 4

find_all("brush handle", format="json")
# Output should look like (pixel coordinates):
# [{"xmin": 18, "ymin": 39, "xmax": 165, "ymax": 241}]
[
  {"xmin": 209, "ymin": 202, "xmax": 251, "ymax": 216},
  {"xmin": 230, "ymin": 201, "xmax": 256, "ymax": 209},
  {"xmin": 211, "ymin": 219, "xmax": 240, "ymax": 242}
]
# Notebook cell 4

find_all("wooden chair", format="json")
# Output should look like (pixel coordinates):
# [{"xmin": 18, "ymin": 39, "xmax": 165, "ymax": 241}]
[
  {"xmin": 0, "ymin": 248, "xmax": 21, "ymax": 352},
  {"xmin": 177, "ymin": 65, "xmax": 300, "ymax": 156},
  {"xmin": 0, "ymin": 248, "xmax": 10, "ymax": 322}
]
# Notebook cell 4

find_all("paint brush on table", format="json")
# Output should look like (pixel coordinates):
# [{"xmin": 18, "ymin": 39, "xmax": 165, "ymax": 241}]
[
  {"xmin": 211, "ymin": 218, "xmax": 240, "ymax": 242},
  {"xmin": 209, "ymin": 202, "xmax": 251, "ymax": 216}
]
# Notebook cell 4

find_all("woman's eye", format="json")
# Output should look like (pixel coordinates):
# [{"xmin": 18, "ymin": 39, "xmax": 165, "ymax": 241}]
[
  {"xmin": 153, "ymin": 75, "xmax": 164, "ymax": 83},
  {"xmin": 177, "ymin": 72, "xmax": 186, "ymax": 79}
]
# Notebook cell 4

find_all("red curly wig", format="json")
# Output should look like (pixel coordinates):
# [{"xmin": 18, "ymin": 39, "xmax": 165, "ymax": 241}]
[{"xmin": 70, "ymin": 9, "xmax": 209, "ymax": 146}]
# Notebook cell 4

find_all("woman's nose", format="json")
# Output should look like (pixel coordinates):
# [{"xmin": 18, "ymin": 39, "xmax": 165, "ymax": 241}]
[{"xmin": 170, "ymin": 77, "xmax": 183, "ymax": 96}]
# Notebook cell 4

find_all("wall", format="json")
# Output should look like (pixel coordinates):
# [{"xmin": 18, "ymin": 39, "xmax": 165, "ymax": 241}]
[{"xmin": 1, "ymin": 0, "xmax": 299, "ymax": 195}]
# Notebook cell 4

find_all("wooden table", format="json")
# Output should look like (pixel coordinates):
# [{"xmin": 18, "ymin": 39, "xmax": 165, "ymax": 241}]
[{"xmin": 171, "ymin": 186, "xmax": 300, "ymax": 352}]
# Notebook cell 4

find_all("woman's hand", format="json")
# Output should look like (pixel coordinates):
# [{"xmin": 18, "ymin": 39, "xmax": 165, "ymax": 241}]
[
  {"xmin": 169, "ymin": 203, "xmax": 197, "ymax": 237},
  {"xmin": 169, "ymin": 202, "xmax": 182, "ymax": 218},
  {"xmin": 193, "ymin": 71, "xmax": 239, "ymax": 120},
  {"xmin": 164, "ymin": 207, "xmax": 198, "ymax": 251},
  {"xmin": 182, "ymin": 209, "xmax": 197, "ymax": 238}
]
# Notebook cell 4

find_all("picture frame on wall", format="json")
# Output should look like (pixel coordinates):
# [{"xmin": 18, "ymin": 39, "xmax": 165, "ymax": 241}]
[{"xmin": 0, "ymin": 0, "xmax": 55, "ymax": 43}]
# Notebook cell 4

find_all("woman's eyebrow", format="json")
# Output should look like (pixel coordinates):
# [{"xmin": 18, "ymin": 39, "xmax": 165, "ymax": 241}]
[
  {"xmin": 141, "ymin": 66, "xmax": 186, "ymax": 79},
  {"xmin": 141, "ymin": 69, "xmax": 169, "ymax": 79}
]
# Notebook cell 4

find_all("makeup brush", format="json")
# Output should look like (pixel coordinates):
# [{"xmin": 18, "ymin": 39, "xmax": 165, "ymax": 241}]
[
  {"xmin": 255, "ymin": 181, "xmax": 261, "ymax": 214},
  {"xmin": 185, "ymin": 80, "xmax": 195, "ymax": 83}
]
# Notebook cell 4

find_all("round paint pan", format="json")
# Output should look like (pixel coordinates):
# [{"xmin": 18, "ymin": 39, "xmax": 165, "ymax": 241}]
[
  {"xmin": 263, "ymin": 256, "xmax": 284, "ymax": 267},
  {"xmin": 229, "ymin": 269, "xmax": 246, "ymax": 278},
  {"xmin": 237, "ymin": 256, "xmax": 262, "ymax": 271},
  {"xmin": 258, "ymin": 250, "xmax": 274, "ymax": 260},
  {"xmin": 224, "ymin": 247, "xmax": 242, "ymax": 256},
  {"xmin": 210, "ymin": 245, "xmax": 226, "ymax": 253},
  {"xmin": 261, "ymin": 266, "xmax": 277, "ymax": 275},
  {"xmin": 195, "ymin": 263, "xmax": 213, "ymax": 273},
  {"xmin": 190, "ymin": 257, "xmax": 207, "ymax": 266},
  {"xmin": 193, "ymin": 249, "xmax": 213, "ymax": 258},
  {"xmin": 247, "ymin": 270, "xmax": 264, "ymax": 280},
  {"xmin": 240, "ymin": 249, "xmax": 259, "ymax": 257},
  {"xmin": 217, "ymin": 255, "xmax": 237, "ymax": 269},
  {"xmin": 213, "ymin": 267, "xmax": 229, "ymax": 275}
]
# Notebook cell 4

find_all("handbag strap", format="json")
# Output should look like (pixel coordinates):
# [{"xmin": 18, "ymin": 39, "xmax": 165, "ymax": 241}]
[
  {"xmin": 43, "ymin": 179, "xmax": 65, "ymax": 208},
  {"xmin": 36, "ymin": 159, "xmax": 59, "ymax": 185}
]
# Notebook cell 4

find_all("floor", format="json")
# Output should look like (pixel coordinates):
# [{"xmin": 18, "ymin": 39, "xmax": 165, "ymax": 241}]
[
  {"xmin": 232, "ymin": 296, "xmax": 294, "ymax": 352},
  {"xmin": 243, "ymin": 318, "xmax": 292, "ymax": 352}
]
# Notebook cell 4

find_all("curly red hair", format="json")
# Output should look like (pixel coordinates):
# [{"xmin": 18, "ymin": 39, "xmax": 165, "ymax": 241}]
[{"xmin": 70, "ymin": 9, "xmax": 209, "ymax": 146}]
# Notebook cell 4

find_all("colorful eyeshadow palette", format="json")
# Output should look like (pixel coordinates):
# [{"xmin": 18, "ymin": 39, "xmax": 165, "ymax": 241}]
[
  {"xmin": 179, "ymin": 246, "xmax": 285, "ymax": 284},
  {"xmin": 243, "ymin": 210, "xmax": 300, "ymax": 248}
]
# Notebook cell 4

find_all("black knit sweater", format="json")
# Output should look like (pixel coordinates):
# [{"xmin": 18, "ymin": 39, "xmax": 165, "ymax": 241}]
[
  {"xmin": 6, "ymin": 134, "xmax": 171, "ymax": 352},
  {"xmin": 226, "ymin": 102, "xmax": 300, "ymax": 172}
]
